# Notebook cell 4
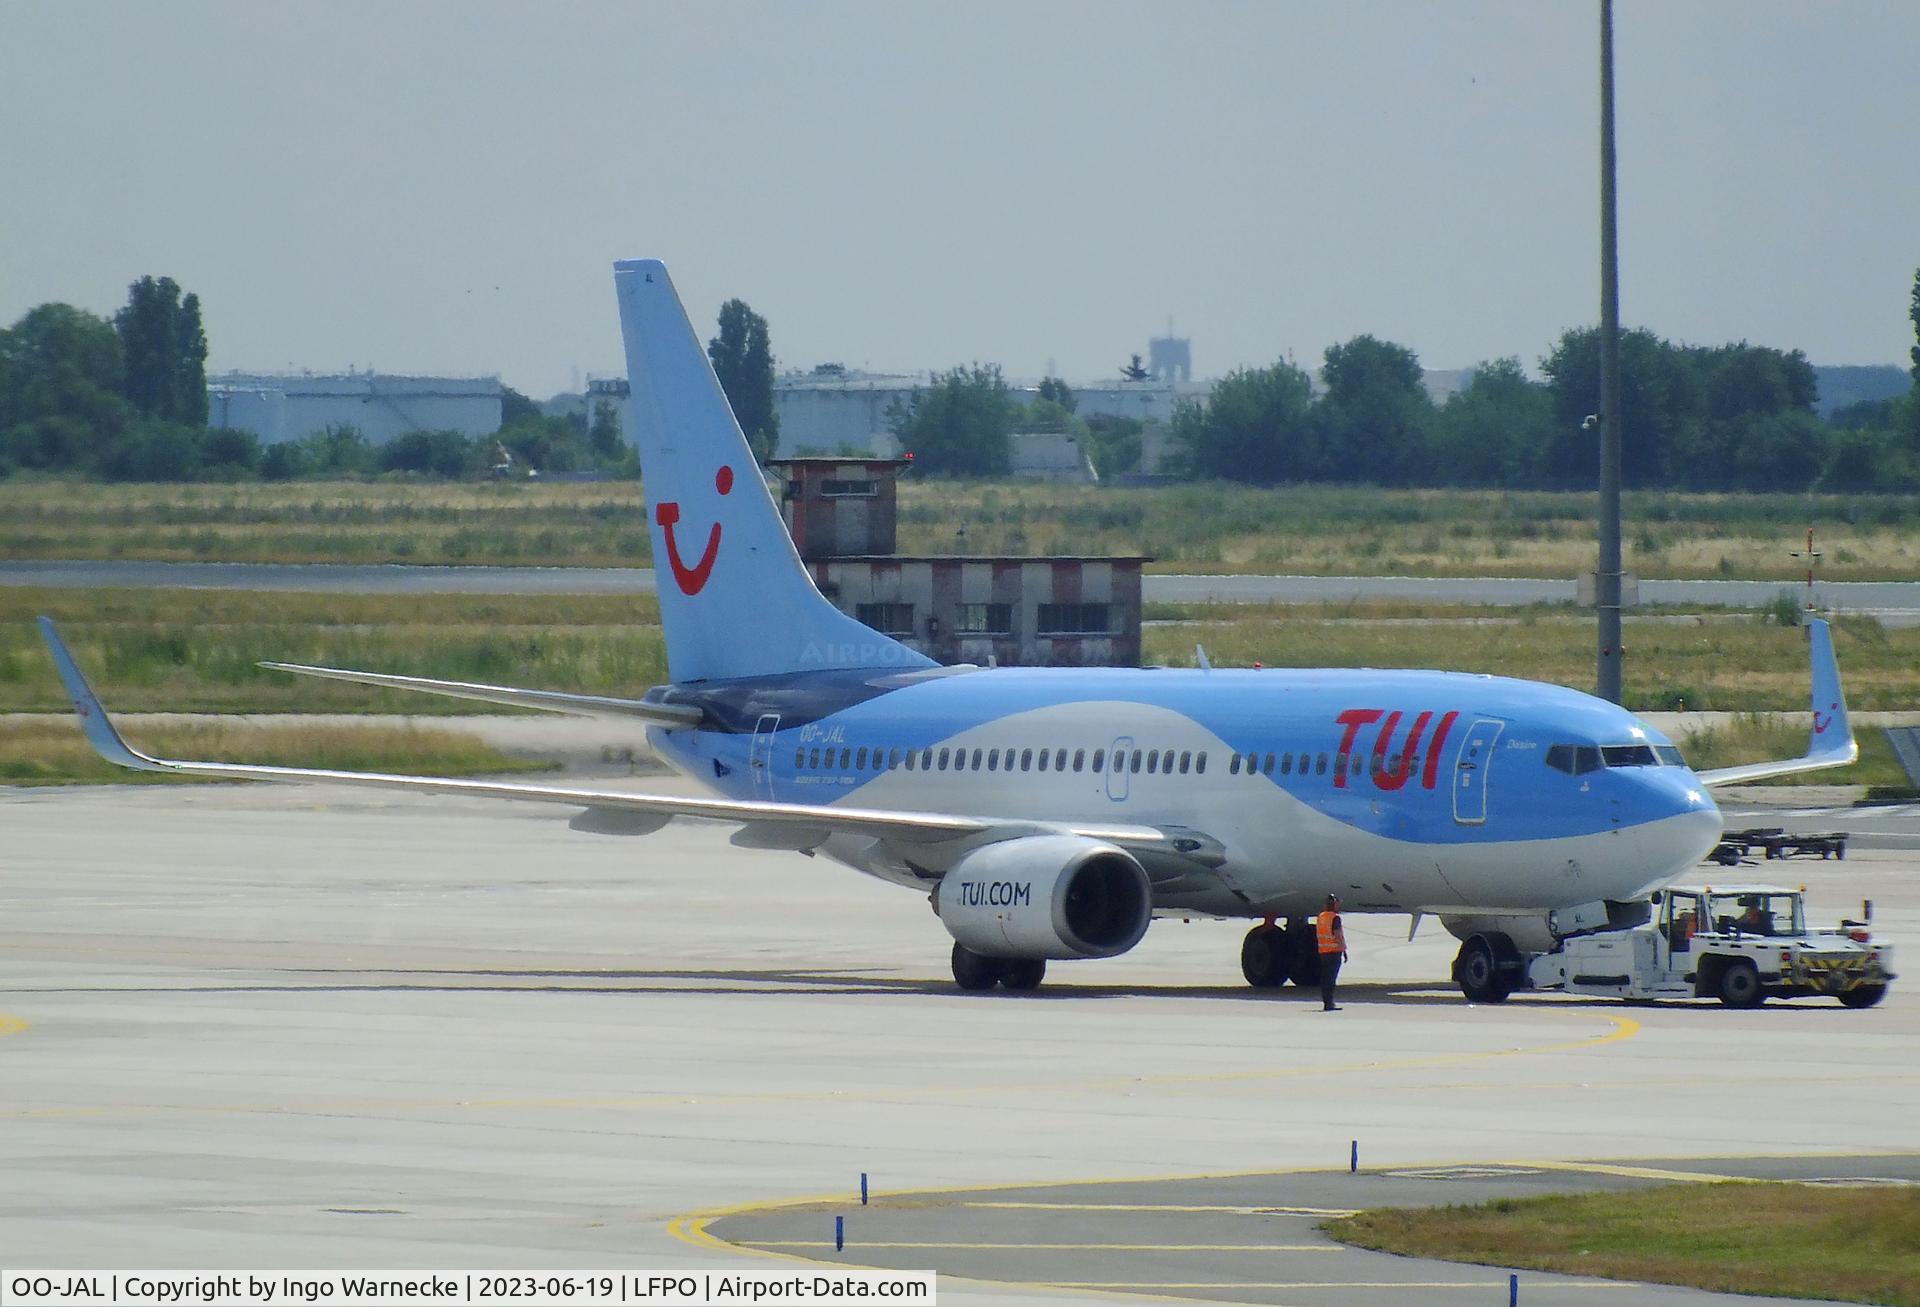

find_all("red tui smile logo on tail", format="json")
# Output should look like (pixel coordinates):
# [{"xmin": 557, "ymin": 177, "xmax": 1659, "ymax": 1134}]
[{"xmin": 656, "ymin": 465, "xmax": 734, "ymax": 596}]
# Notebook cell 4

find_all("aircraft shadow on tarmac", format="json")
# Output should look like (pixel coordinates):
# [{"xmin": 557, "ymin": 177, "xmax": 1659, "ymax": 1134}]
[{"xmin": 0, "ymin": 967, "xmax": 1723, "ymax": 1009}]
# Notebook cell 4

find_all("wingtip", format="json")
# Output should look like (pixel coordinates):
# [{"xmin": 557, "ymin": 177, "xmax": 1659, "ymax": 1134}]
[{"xmin": 36, "ymin": 617, "xmax": 164, "ymax": 772}]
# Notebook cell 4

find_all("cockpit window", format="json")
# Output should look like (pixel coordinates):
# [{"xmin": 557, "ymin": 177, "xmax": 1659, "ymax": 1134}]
[
  {"xmin": 1549, "ymin": 742, "xmax": 1684, "ymax": 773},
  {"xmin": 1545, "ymin": 744, "xmax": 1603, "ymax": 775}
]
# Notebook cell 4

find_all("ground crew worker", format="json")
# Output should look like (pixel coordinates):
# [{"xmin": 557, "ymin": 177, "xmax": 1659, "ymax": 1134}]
[{"xmin": 1316, "ymin": 893, "xmax": 1348, "ymax": 1010}]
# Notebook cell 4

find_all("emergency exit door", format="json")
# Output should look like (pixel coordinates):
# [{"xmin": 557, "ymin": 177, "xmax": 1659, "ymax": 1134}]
[
  {"xmin": 1452, "ymin": 719, "xmax": 1505, "ymax": 825},
  {"xmin": 1106, "ymin": 736, "xmax": 1134, "ymax": 803}
]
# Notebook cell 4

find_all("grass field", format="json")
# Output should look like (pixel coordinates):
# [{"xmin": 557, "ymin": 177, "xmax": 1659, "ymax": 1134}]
[
  {"xmin": 0, "ymin": 717, "xmax": 554, "ymax": 786},
  {"xmin": 3, "ymin": 588, "xmax": 1913, "ymax": 789},
  {"xmin": 1326, "ymin": 1182, "xmax": 1920, "ymax": 1306},
  {"xmin": 6, "ymin": 588, "xmax": 1913, "ymax": 715},
  {"xmin": 1143, "ymin": 609, "xmax": 1916, "ymax": 712},
  {"xmin": 1, "ymin": 587, "xmax": 664, "ymax": 714},
  {"xmin": 7, "ymin": 478, "xmax": 1920, "ymax": 579}
]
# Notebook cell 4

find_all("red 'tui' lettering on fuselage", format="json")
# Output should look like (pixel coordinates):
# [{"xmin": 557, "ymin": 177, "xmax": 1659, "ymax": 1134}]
[{"xmin": 1332, "ymin": 707, "xmax": 1459, "ymax": 791}]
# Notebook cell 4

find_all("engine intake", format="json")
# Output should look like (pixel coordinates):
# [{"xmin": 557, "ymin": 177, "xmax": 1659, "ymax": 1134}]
[{"xmin": 934, "ymin": 835, "xmax": 1152, "ymax": 960}]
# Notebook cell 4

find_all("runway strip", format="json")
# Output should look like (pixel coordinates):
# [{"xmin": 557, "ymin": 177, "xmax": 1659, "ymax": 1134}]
[{"xmin": 9, "ymin": 559, "xmax": 1920, "ymax": 620}]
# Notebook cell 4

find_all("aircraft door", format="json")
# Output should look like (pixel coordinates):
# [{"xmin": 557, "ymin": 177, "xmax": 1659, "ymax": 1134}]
[
  {"xmin": 749, "ymin": 713, "xmax": 781, "ymax": 800},
  {"xmin": 1451, "ymin": 718, "xmax": 1505, "ymax": 825},
  {"xmin": 1106, "ymin": 735, "xmax": 1134, "ymax": 803}
]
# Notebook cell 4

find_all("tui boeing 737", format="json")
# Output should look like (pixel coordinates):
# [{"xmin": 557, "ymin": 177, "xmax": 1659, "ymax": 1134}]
[{"xmin": 39, "ymin": 258, "xmax": 1860, "ymax": 1000}]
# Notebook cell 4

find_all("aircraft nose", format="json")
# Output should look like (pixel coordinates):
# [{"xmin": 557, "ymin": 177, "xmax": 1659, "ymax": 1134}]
[{"xmin": 1647, "ymin": 775, "xmax": 1723, "ymax": 877}]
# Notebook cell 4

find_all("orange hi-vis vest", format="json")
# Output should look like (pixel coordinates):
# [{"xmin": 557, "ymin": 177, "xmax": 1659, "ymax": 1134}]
[{"xmin": 1316, "ymin": 911, "xmax": 1344, "ymax": 955}]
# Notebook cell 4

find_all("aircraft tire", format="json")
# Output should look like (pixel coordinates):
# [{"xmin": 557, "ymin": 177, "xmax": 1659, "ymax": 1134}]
[
  {"xmin": 1287, "ymin": 940, "xmax": 1322, "ymax": 988},
  {"xmin": 1455, "ymin": 935, "xmax": 1512, "ymax": 1004},
  {"xmin": 1837, "ymin": 983, "xmax": 1886, "ymax": 1009},
  {"xmin": 1001, "ymin": 958, "xmax": 1047, "ymax": 991},
  {"xmin": 1240, "ymin": 925, "xmax": 1289, "ymax": 988},
  {"xmin": 951, "ymin": 943, "xmax": 1005, "ymax": 991},
  {"xmin": 1715, "ymin": 959, "xmax": 1765, "ymax": 1009}
]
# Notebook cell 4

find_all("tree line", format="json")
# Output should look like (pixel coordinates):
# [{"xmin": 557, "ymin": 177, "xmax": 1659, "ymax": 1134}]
[
  {"xmin": 0, "ymin": 280, "xmax": 787, "ymax": 482},
  {"xmin": 8, "ymin": 269, "xmax": 1918, "ymax": 491},
  {"xmin": 890, "ymin": 270, "xmax": 1920, "ymax": 492},
  {"xmin": 1169, "ymin": 323, "xmax": 1919, "ymax": 492}
]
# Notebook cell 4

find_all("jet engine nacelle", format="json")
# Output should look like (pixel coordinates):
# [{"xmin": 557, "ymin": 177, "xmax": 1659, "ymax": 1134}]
[{"xmin": 933, "ymin": 835, "xmax": 1153, "ymax": 961}]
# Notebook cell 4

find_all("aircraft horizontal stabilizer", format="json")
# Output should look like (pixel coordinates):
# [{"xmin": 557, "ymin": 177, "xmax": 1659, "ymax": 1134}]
[
  {"xmin": 1696, "ymin": 617, "xmax": 1857, "ymax": 787},
  {"xmin": 260, "ymin": 661, "xmax": 703, "ymax": 728}
]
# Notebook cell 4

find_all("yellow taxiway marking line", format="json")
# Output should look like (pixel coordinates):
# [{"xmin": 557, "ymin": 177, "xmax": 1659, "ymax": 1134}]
[
  {"xmin": 1518, "ymin": 1160, "xmax": 1750, "ymax": 1184},
  {"xmin": 0, "ymin": 1013, "xmax": 28, "ymax": 1040},
  {"xmin": 962, "ymin": 1201, "xmax": 1359, "ymax": 1217},
  {"xmin": 746, "ymin": 1242, "xmax": 1338, "ymax": 1252}
]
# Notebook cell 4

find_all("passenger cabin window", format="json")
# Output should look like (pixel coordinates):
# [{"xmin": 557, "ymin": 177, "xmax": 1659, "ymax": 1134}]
[
  {"xmin": 1090, "ymin": 749, "xmax": 1104, "ymax": 772},
  {"xmin": 1055, "ymin": 748, "xmax": 1068, "ymax": 771},
  {"xmin": 1230, "ymin": 754, "xmax": 1242, "ymax": 775},
  {"xmin": 1021, "ymin": 748, "xmax": 1033, "ymax": 771},
  {"xmin": 1073, "ymin": 749, "xmax": 1086, "ymax": 772},
  {"xmin": 1316, "ymin": 753, "xmax": 1328, "ymax": 775},
  {"xmin": 1195, "ymin": 751, "xmax": 1207, "ymax": 774}
]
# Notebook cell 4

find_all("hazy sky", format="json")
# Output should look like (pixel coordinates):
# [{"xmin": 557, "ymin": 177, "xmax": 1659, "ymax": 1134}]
[{"xmin": 4, "ymin": 1, "xmax": 1916, "ymax": 397}]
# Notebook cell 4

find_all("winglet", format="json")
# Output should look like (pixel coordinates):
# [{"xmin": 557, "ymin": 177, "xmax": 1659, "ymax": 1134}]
[
  {"xmin": 36, "ymin": 617, "xmax": 168, "ymax": 772},
  {"xmin": 1805, "ymin": 616, "xmax": 1855, "ymax": 766},
  {"xmin": 1695, "ymin": 616, "xmax": 1856, "ymax": 787}
]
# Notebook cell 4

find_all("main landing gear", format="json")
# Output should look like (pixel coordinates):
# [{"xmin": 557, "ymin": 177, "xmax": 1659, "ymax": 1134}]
[
  {"xmin": 1240, "ymin": 919, "xmax": 1321, "ymax": 989},
  {"xmin": 951, "ymin": 943, "xmax": 1047, "ymax": 992}
]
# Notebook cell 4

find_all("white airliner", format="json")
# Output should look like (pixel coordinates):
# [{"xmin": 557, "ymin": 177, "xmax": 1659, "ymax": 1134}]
[{"xmin": 40, "ymin": 259, "xmax": 1859, "ymax": 999}]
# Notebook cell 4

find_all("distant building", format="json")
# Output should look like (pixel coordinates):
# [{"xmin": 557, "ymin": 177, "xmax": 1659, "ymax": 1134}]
[
  {"xmin": 206, "ymin": 371, "xmax": 502, "ymax": 445},
  {"xmin": 1148, "ymin": 335, "xmax": 1192, "ymax": 383},
  {"xmin": 1008, "ymin": 431, "xmax": 1095, "ymax": 483},
  {"xmin": 771, "ymin": 457, "xmax": 1146, "ymax": 667},
  {"xmin": 773, "ymin": 367, "xmax": 919, "ymax": 455},
  {"xmin": 772, "ymin": 366, "xmax": 1207, "ymax": 457}
]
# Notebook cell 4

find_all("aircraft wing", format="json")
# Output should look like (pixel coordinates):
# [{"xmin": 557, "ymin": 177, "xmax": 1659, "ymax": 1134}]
[
  {"xmin": 260, "ymin": 660, "xmax": 704, "ymax": 728},
  {"xmin": 1695, "ymin": 617, "xmax": 1857, "ymax": 787},
  {"xmin": 40, "ymin": 618, "xmax": 1173, "ymax": 857}
]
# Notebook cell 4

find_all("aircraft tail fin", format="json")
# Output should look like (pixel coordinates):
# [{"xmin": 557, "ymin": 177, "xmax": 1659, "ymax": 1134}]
[{"xmin": 613, "ymin": 259, "xmax": 933, "ymax": 683}]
